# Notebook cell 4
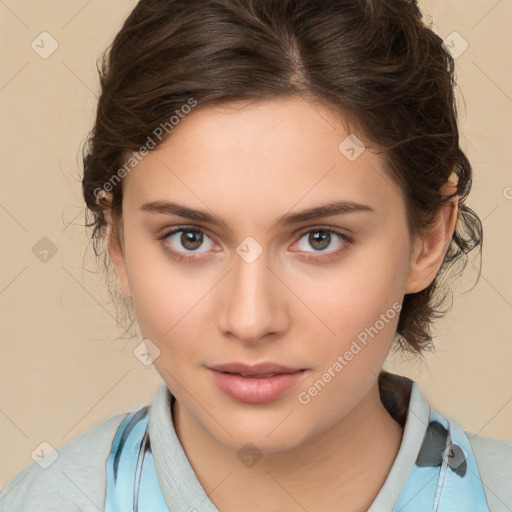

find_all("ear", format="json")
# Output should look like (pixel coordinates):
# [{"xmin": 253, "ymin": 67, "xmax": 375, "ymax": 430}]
[
  {"xmin": 405, "ymin": 184, "xmax": 459, "ymax": 294},
  {"xmin": 96, "ymin": 193, "xmax": 132, "ymax": 298}
]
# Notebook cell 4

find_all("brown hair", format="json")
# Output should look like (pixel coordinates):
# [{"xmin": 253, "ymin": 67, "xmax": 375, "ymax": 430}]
[{"xmin": 82, "ymin": 0, "xmax": 483, "ymax": 355}]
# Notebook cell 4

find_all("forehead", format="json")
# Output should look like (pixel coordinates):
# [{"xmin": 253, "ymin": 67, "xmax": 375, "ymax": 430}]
[{"xmin": 121, "ymin": 96, "xmax": 403, "ymax": 222}]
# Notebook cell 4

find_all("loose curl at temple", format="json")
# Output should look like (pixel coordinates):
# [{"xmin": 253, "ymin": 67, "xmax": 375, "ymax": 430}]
[{"xmin": 81, "ymin": 0, "xmax": 483, "ymax": 356}]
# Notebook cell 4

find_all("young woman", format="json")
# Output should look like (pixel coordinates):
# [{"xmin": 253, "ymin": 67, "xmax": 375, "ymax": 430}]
[{"xmin": 1, "ymin": 0, "xmax": 510, "ymax": 511}]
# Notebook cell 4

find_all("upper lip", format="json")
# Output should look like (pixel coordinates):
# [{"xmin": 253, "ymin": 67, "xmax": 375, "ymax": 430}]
[{"xmin": 208, "ymin": 362, "xmax": 304, "ymax": 377}]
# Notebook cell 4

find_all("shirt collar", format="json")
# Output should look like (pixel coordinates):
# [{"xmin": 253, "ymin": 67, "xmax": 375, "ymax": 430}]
[{"xmin": 148, "ymin": 371, "xmax": 431, "ymax": 512}]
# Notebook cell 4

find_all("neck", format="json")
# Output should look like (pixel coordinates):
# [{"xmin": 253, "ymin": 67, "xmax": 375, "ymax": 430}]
[{"xmin": 173, "ymin": 378, "xmax": 403, "ymax": 512}]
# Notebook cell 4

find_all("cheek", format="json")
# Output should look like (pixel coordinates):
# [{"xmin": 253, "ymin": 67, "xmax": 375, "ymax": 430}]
[
  {"xmin": 294, "ymin": 235, "xmax": 409, "ymax": 345},
  {"xmin": 123, "ymin": 237, "xmax": 203, "ymax": 344}
]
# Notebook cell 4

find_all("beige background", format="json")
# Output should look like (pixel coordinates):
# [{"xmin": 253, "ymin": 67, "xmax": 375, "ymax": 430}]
[{"xmin": 1, "ymin": 0, "xmax": 511, "ymax": 488}]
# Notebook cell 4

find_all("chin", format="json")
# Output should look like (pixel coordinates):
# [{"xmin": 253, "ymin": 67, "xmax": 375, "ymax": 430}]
[
  {"xmin": 202, "ymin": 408, "xmax": 314, "ymax": 454},
  {"xmin": 221, "ymin": 427, "xmax": 308, "ymax": 455}
]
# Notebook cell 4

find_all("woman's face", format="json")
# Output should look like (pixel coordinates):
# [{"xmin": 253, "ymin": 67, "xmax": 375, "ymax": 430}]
[{"xmin": 110, "ymin": 95, "xmax": 429, "ymax": 453}]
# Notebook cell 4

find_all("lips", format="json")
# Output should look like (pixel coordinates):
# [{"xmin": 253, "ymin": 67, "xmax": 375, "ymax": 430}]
[
  {"xmin": 208, "ymin": 362, "xmax": 303, "ymax": 377},
  {"xmin": 207, "ymin": 362, "xmax": 307, "ymax": 403}
]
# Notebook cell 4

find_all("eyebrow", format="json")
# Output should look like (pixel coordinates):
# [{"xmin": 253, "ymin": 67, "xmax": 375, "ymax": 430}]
[{"xmin": 140, "ymin": 199, "xmax": 375, "ymax": 228}]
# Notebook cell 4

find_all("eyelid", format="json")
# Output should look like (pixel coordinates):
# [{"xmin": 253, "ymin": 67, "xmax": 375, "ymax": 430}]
[
  {"xmin": 158, "ymin": 225, "xmax": 219, "ymax": 246},
  {"xmin": 295, "ymin": 224, "xmax": 351, "ymax": 239}
]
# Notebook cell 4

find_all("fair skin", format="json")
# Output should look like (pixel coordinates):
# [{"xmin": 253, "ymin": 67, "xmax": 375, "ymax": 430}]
[{"xmin": 99, "ymin": 95, "xmax": 458, "ymax": 512}]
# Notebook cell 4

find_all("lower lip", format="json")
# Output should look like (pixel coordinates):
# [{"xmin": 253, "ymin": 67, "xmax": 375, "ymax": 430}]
[{"xmin": 208, "ymin": 369, "xmax": 307, "ymax": 404}]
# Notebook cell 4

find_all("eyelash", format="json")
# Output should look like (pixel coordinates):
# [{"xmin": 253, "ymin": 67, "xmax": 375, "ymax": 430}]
[{"xmin": 158, "ymin": 226, "xmax": 352, "ymax": 263}]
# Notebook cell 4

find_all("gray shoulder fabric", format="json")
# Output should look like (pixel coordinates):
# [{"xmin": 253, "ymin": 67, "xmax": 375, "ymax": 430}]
[
  {"xmin": 467, "ymin": 433, "xmax": 512, "ymax": 511},
  {"xmin": 0, "ymin": 412, "xmax": 128, "ymax": 512}
]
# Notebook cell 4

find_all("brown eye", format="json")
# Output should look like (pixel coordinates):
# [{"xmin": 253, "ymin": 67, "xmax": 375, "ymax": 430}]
[
  {"xmin": 159, "ymin": 227, "xmax": 216, "ymax": 261},
  {"xmin": 293, "ymin": 227, "xmax": 351, "ymax": 262},
  {"xmin": 179, "ymin": 230, "xmax": 204, "ymax": 250},
  {"xmin": 297, "ymin": 228, "xmax": 346, "ymax": 253},
  {"xmin": 307, "ymin": 230, "xmax": 332, "ymax": 251}
]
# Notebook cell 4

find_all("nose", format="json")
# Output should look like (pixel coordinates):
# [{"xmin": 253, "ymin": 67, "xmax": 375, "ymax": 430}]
[{"xmin": 218, "ymin": 249, "xmax": 288, "ymax": 345}]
